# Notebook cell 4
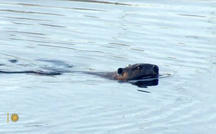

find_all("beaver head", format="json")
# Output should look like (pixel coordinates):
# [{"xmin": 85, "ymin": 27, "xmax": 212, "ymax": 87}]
[{"xmin": 114, "ymin": 64, "xmax": 159, "ymax": 81}]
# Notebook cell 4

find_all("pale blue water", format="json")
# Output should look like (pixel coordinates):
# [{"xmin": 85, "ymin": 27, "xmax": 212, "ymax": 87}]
[{"xmin": 0, "ymin": 0, "xmax": 216, "ymax": 133}]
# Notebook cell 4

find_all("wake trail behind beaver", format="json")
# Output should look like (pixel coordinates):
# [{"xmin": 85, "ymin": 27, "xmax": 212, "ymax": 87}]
[{"xmin": 0, "ymin": 70, "xmax": 62, "ymax": 75}]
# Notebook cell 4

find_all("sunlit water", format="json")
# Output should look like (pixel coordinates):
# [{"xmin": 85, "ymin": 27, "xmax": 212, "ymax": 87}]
[{"xmin": 0, "ymin": 0, "xmax": 216, "ymax": 133}]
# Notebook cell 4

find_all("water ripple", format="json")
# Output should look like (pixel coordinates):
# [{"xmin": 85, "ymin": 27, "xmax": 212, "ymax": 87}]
[{"xmin": 0, "ymin": 0, "xmax": 215, "ymax": 133}]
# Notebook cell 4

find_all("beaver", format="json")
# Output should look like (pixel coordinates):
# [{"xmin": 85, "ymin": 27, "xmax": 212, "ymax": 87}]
[
  {"xmin": 83, "ymin": 64, "xmax": 159, "ymax": 88},
  {"xmin": 82, "ymin": 63, "xmax": 159, "ymax": 81},
  {"xmin": 0, "ymin": 61, "xmax": 159, "ymax": 88}
]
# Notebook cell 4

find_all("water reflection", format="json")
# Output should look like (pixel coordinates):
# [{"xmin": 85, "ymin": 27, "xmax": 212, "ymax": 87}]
[{"xmin": 130, "ymin": 78, "xmax": 159, "ymax": 88}]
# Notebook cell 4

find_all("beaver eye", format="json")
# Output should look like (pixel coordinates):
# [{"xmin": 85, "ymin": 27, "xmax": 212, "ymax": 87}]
[{"xmin": 117, "ymin": 68, "xmax": 123, "ymax": 75}]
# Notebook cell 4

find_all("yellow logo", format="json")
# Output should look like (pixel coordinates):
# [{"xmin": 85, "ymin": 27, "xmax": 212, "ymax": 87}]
[{"xmin": 11, "ymin": 114, "xmax": 19, "ymax": 122}]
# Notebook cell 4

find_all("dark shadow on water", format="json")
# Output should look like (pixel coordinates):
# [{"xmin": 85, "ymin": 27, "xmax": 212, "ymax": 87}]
[
  {"xmin": 124, "ymin": 78, "xmax": 159, "ymax": 93},
  {"xmin": 130, "ymin": 79, "xmax": 158, "ymax": 93},
  {"xmin": 131, "ymin": 79, "xmax": 158, "ymax": 88}
]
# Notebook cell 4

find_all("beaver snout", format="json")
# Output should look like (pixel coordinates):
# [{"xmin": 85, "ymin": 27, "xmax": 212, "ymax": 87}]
[{"xmin": 153, "ymin": 65, "xmax": 159, "ymax": 76}]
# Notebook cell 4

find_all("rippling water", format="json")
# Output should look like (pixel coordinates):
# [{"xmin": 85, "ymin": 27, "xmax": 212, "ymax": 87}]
[{"xmin": 0, "ymin": 0, "xmax": 216, "ymax": 133}]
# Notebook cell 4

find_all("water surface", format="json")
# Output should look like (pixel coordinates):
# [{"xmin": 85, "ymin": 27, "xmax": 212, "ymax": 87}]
[{"xmin": 0, "ymin": 0, "xmax": 216, "ymax": 133}]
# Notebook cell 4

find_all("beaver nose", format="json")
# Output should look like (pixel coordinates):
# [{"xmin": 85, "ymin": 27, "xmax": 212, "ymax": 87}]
[{"xmin": 153, "ymin": 65, "xmax": 159, "ymax": 75}]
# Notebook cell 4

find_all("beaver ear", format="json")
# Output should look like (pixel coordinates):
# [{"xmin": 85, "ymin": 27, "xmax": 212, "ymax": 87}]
[{"xmin": 117, "ymin": 68, "xmax": 123, "ymax": 75}]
